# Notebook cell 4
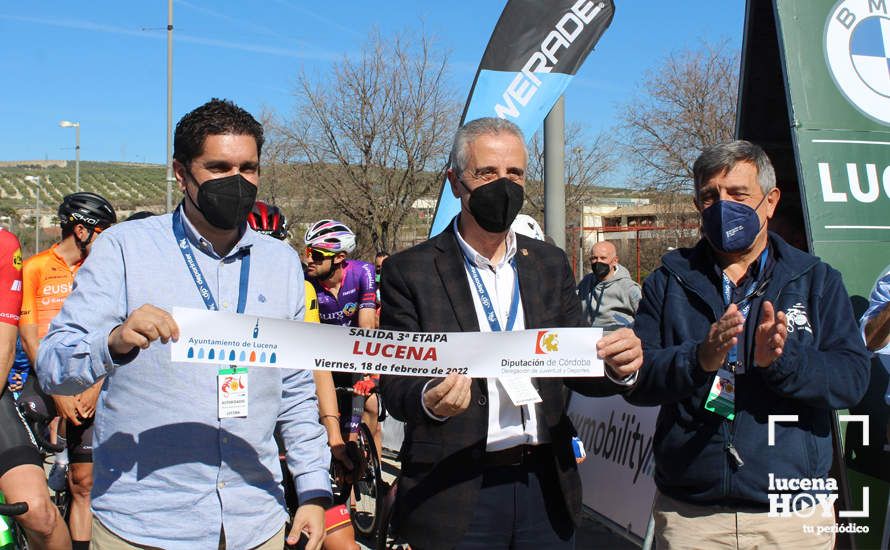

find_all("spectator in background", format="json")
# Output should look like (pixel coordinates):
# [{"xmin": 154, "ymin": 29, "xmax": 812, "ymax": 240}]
[
  {"xmin": 375, "ymin": 251, "xmax": 389, "ymax": 278},
  {"xmin": 374, "ymin": 251, "xmax": 389, "ymax": 328},
  {"xmin": 577, "ymin": 241, "xmax": 641, "ymax": 331}
]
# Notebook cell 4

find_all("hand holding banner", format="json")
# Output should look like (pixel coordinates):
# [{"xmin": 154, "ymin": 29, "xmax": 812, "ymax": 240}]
[{"xmin": 170, "ymin": 307, "xmax": 604, "ymax": 378}]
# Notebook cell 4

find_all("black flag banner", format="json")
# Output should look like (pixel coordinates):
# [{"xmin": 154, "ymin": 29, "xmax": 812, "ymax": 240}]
[{"xmin": 430, "ymin": 0, "xmax": 615, "ymax": 235}]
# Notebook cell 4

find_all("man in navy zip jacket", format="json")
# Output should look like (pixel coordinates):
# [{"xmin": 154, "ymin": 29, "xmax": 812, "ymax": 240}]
[{"xmin": 627, "ymin": 140, "xmax": 870, "ymax": 549}]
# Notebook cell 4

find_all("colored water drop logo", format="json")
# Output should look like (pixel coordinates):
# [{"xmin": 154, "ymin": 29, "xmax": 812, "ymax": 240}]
[
  {"xmin": 229, "ymin": 350, "xmax": 236, "ymax": 361},
  {"xmin": 260, "ymin": 352, "xmax": 267, "ymax": 363},
  {"xmin": 187, "ymin": 347, "xmax": 194, "ymax": 358},
  {"xmin": 249, "ymin": 351, "xmax": 256, "ymax": 362},
  {"xmin": 270, "ymin": 352, "xmax": 277, "ymax": 364},
  {"xmin": 239, "ymin": 350, "xmax": 246, "ymax": 362},
  {"xmin": 208, "ymin": 349, "xmax": 216, "ymax": 360},
  {"xmin": 197, "ymin": 348, "xmax": 205, "ymax": 359},
  {"xmin": 253, "ymin": 319, "xmax": 260, "ymax": 339}
]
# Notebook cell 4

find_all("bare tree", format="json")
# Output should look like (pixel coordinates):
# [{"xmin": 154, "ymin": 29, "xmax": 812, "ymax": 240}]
[
  {"xmin": 282, "ymin": 30, "xmax": 458, "ymax": 256},
  {"xmin": 619, "ymin": 40, "xmax": 739, "ymax": 192},
  {"xmin": 524, "ymin": 122, "xmax": 617, "ymax": 224}
]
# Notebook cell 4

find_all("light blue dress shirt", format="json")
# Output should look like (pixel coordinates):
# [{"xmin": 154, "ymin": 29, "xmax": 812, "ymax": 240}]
[{"xmin": 38, "ymin": 207, "xmax": 331, "ymax": 549}]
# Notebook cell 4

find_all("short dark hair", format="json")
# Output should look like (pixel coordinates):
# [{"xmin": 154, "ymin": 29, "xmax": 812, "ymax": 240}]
[
  {"xmin": 173, "ymin": 98, "xmax": 264, "ymax": 167},
  {"xmin": 692, "ymin": 140, "xmax": 775, "ymax": 202}
]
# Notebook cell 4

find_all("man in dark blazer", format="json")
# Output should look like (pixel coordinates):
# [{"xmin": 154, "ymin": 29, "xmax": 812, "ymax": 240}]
[{"xmin": 379, "ymin": 117, "xmax": 643, "ymax": 550}]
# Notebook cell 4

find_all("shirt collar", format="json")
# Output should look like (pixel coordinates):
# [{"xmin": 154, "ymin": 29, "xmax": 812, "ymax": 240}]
[
  {"xmin": 452, "ymin": 215, "xmax": 517, "ymax": 271},
  {"xmin": 710, "ymin": 242, "xmax": 772, "ymax": 287},
  {"xmin": 177, "ymin": 203, "xmax": 254, "ymax": 260}
]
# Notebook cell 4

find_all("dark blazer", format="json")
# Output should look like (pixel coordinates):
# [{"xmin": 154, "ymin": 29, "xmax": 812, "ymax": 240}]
[{"xmin": 380, "ymin": 223, "xmax": 628, "ymax": 549}]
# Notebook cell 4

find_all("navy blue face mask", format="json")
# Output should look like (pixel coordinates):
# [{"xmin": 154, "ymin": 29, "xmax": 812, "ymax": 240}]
[{"xmin": 701, "ymin": 194, "xmax": 768, "ymax": 253}]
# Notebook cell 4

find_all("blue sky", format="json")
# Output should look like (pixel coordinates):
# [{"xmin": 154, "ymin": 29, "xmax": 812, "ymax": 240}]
[{"xmin": 0, "ymin": 1, "xmax": 745, "ymax": 164}]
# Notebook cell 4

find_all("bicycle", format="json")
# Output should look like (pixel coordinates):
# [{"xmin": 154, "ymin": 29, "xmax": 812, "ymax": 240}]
[
  {"xmin": 374, "ymin": 478, "xmax": 413, "ymax": 550},
  {"xmin": 15, "ymin": 403, "xmax": 71, "ymax": 524},
  {"xmin": 334, "ymin": 385, "xmax": 383, "ymax": 542},
  {"xmin": 0, "ymin": 494, "xmax": 29, "ymax": 550}
]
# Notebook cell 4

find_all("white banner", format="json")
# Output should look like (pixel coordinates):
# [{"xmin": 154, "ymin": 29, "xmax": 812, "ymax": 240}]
[
  {"xmin": 171, "ymin": 307, "xmax": 604, "ymax": 378},
  {"xmin": 568, "ymin": 394, "xmax": 658, "ymax": 539}
]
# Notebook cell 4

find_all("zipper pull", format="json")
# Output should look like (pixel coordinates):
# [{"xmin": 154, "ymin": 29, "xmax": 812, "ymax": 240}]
[{"xmin": 726, "ymin": 443, "xmax": 744, "ymax": 468}]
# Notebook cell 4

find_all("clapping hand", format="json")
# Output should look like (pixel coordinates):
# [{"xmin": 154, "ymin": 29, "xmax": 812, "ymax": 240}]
[{"xmin": 754, "ymin": 301, "xmax": 787, "ymax": 368}]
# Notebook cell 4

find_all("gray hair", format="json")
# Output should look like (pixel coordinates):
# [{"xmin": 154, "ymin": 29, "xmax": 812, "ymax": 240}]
[
  {"xmin": 450, "ymin": 117, "xmax": 526, "ymax": 175},
  {"xmin": 692, "ymin": 140, "xmax": 776, "ymax": 200}
]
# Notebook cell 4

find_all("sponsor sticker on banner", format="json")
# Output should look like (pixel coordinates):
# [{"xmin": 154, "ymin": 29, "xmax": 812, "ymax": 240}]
[{"xmin": 171, "ymin": 307, "xmax": 604, "ymax": 378}]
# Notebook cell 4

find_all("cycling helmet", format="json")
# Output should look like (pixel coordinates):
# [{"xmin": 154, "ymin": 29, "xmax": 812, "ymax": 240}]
[
  {"xmin": 304, "ymin": 219, "xmax": 356, "ymax": 253},
  {"xmin": 511, "ymin": 214, "xmax": 545, "ymax": 241},
  {"xmin": 58, "ymin": 192, "xmax": 117, "ymax": 230},
  {"xmin": 247, "ymin": 201, "xmax": 288, "ymax": 240}
]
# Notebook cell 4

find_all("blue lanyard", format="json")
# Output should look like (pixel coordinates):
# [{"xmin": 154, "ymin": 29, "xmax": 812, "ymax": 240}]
[
  {"xmin": 172, "ymin": 207, "xmax": 250, "ymax": 314},
  {"xmin": 721, "ymin": 249, "xmax": 768, "ymax": 366},
  {"xmin": 463, "ymin": 254, "xmax": 520, "ymax": 332}
]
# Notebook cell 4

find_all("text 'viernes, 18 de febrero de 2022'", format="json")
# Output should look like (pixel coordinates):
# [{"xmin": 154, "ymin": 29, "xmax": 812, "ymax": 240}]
[{"xmin": 170, "ymin": 307, "xmax": 605, "ymax": 378}]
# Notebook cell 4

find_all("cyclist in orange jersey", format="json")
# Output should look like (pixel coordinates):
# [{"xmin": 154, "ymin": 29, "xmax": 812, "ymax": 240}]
[{"xmin": 19, "ymin": 192, "xmax": 116, "ymax": 550}]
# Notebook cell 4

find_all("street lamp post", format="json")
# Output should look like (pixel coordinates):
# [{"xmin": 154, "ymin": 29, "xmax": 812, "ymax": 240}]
[
  {"xmin": 59, "ymin": 120, "xmax": 80, "ymax": 192},
  {"xmin": 24, "ymin": 176, "xmax": 41, "ymax": 254},
  {"xmin": 166, "ymin": 0, "xmax": 175, "ymax": 212}
]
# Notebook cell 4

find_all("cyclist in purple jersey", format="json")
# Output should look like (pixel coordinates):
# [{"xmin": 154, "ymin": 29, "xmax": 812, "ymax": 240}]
[
  {"xmin": 304, "ymin": 220, "xmax": 377, "ymax": 328},
  {"xmin": 304, "ymin": 219, "xmax": 383, "ymax": 455},
  {"xmin": 313, "ymin": 259, "xmax": 376, "ymax": 326}
]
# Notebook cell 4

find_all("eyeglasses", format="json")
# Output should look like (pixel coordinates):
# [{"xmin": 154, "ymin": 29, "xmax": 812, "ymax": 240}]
[
  {"xmin": 305, "ymin": 247, "xmax": 335, "ymax": 263},
  {"xmin": 462, "ymin": 168, "xmax": 524, "ymax": 185}
]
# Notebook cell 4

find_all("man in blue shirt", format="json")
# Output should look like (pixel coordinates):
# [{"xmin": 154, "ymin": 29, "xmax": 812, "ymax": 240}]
[{"xmin": 38, "ymin": 98, "xmax": 330, "ymax": 550}]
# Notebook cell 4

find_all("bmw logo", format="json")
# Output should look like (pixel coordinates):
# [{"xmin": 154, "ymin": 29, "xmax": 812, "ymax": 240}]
[{"xmin": 825, "ymin": 0, "xmax": 890, "ymax": 125}]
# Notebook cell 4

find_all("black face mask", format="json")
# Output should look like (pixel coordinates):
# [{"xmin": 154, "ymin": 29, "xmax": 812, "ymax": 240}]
[
  {"xmin": 187, "ymin": 172, "xmax": 257, "ymax": 230},
  {"xmin": 592, "ymin": 262, "xmax": 611, "ymax": 281},
  {"xmin": 461, "ymin": 177, "xmax": 524, "ymax": 233}
]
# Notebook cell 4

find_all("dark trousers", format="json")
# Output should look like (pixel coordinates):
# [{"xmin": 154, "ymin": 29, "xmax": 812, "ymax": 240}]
[{"xmin": 453, "ymin": 458, "xmax": 575, "ymax": 550}]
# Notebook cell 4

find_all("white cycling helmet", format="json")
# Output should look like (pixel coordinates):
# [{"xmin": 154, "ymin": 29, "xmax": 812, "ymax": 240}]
[
  {"xmin": 304, "ymin": 219, "xmax": 356, "ymax": 253},
  {"xmin": 511, "ymin": 214, "xmax": 545, "ymax": 241}
]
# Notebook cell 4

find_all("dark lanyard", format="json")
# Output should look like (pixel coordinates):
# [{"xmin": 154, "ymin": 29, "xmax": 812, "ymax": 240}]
[
  {"xmin": 172, "ymin": 207, "xmax": 250, "ymax": 314},
  {"xmin": 463, "ymin": 254, "xmax": 520, "ymax": 332},
  {"xmin": 590, "ymin": 284, "xmax": 606, "ymax": 319},
  {"xmin": 721, "ymin": 249, "xmax": 769, "ymax": 367}
]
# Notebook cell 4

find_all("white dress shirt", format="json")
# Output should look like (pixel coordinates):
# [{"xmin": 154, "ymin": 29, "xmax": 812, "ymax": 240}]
[{"xmin": 421, "ymin": 219, "xmax": 548, "ymax": 451}]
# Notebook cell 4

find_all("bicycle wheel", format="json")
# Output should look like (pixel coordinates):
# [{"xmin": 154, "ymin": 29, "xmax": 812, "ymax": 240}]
[
  {"xmin": 51, "ymin": 488, "xmax": 70, "ymax": 524},
  {"xmin": 11, "ymin": 520, "xmax": 30, "ymax": 550},
  {"xmin": 351, "ymin": 422, "xmax": 382, "ymax": 538},
  {"xmin": 375, "ymin": 479, "xmax": 411, "ymax": 550}
]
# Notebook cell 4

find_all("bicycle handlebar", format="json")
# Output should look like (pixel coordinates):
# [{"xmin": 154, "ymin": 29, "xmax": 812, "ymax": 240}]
[
  {"xmin": 17, "ymin": 405, "xmax": 65, "ymax": 454},
  {"xmin": 0, "ymin": 502, "xmax": 29, "ymax": 516},
  {"xmin": 334, "ymin": 386, "xmax": 378, "ymax": 396}
]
